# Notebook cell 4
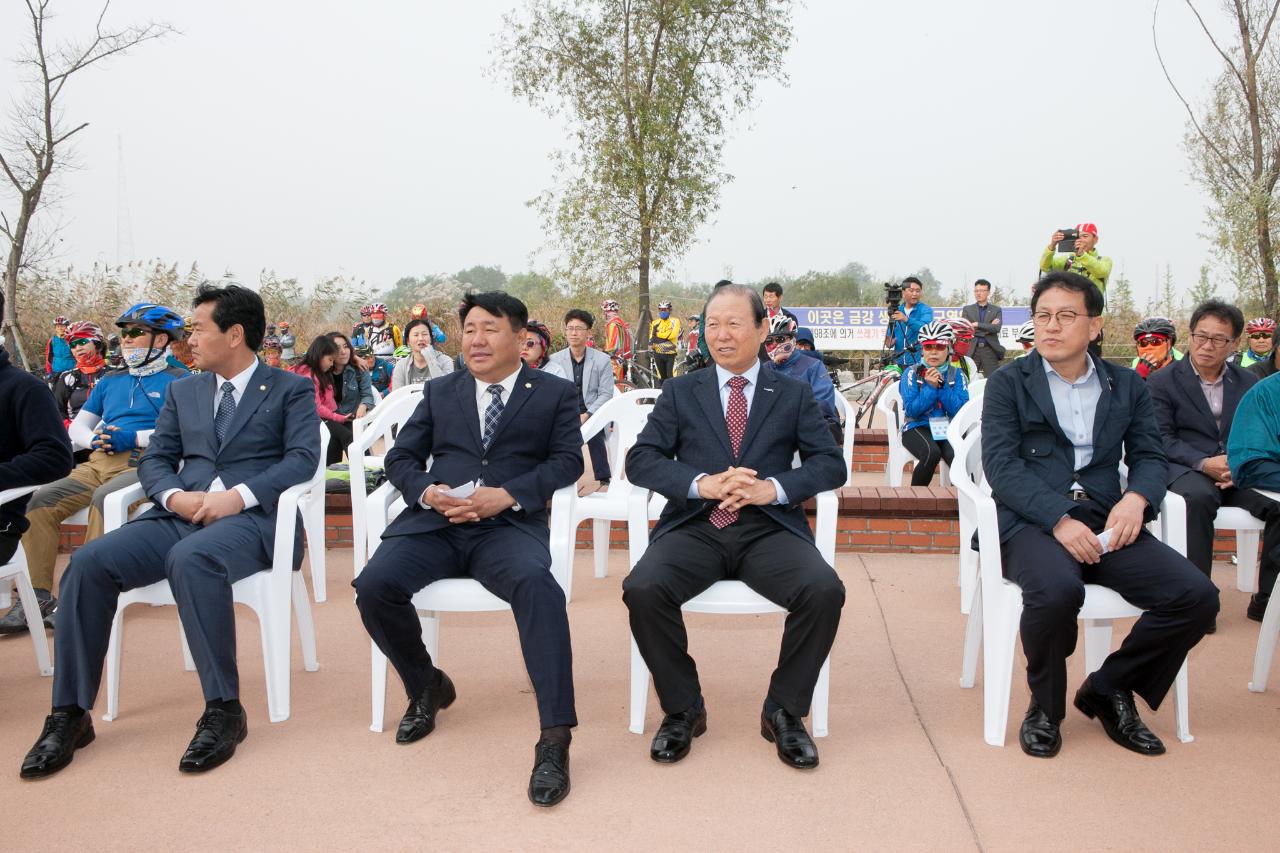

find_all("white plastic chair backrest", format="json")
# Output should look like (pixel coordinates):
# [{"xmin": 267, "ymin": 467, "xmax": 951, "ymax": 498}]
[
  {"xmin": 352, "ymin": 383, "xmax": 424, "ymax": 453},
  {"xmin": 968, "ymin": 376, "xmax": 986, "ymax": 398},
  {"xmin": 830, "ymin": 393, "xmax": 856, "ymax": 486},
  {"xmin": 582, "ymin": 389, "xmax": 661, "ymax": 483},
  {"xmin": 876, "ymin": 381, "xmax": 902, "ymax": 432},
  {"xmin": 947, "ymin": 400, "xmax": 986, "ymax": 496}
]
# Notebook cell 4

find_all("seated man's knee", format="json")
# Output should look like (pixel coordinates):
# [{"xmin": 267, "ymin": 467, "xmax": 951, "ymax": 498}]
[
  {"xmin": 622, "ymin": 567, "xmax": 666, "ymax": 613},
  {"xmin": 1024, "ymin": 575, "xmax": 1085, "ymax": 618},
  {"xmin": 352, "ymin": 559, "xmax": 408, "ymax": 608},
  {"xmin": 798, "ymin": 570, "xmax": 846, "ymax": 613}
]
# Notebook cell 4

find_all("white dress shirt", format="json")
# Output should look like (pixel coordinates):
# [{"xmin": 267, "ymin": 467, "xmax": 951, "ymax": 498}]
[
  {"xmin": 1042, "ymin": 357, "xmax": 1101, "ymax": 473},
  {"xmin": 159, "ymin": 359, "xmax": 260, "ymax": 512},
  {"xmin": 688, "ymin": 359, "xmax": 787, "ymax": 503}
]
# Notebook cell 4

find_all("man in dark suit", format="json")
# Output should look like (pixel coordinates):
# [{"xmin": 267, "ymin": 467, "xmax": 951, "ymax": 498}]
[
  {"xmin": 1148, "ymin": 299, "xmax": 1279, "ymax": 625},
  {"xmin": 961, "ymin": 278, "xmax": 1005, "ymax": 377},
  {"xmin": 982, "ymin": 271, "xmax": 1218, "ymax": 759},
  {"xmin": 353, "ymin": 291, "xmax": 583, "ymax": 807},
  {"xmin": 20, "ymin": 282, "xmax": 320, "ymax": 779},
  {"xmin": 623, "ymin": 284, "xmax": 846, "ymax": 770}
]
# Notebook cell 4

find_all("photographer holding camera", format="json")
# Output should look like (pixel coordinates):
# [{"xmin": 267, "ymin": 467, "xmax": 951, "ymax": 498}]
[
  {"xmin": 883, "ymin": 277, "xmax": 933, "ymax": 368},
  {"xmin": 1040, "ymin": 223, "xmax": 1112, "ymax": 300}
]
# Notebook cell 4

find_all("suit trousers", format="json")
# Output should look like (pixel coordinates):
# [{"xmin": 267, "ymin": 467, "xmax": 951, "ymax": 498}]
[
  {"xmin": 1001, "ymin": 504, "xmax": 1218, "ymax": 722},
  {"xmin": 622, "ymin": 508, "xmax": 845, "ymax": 718},
  {"xmin": 1169, "ymin": 470, "xmax": 1280, "ymax": 593},
  {"xmin": 353, "ymin": 521, "xmax": 577, "ymax": 728},
  {"xmin": 971, "ymin": 342, "xmax": 1002, "ymax": 377},
  {"xmin": 52, "ymin": 513, "xmax": 273, "ymax": 710}
]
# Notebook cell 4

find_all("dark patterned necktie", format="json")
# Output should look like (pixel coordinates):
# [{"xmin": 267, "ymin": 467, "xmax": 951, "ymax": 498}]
[
  {"xmin": 482, "ymin": 384, "xmax": 504, "ymax": 451},
  {"xmin": 709, "ymin": 375, "xmax": 749, "ymax": 529},
  {"xmin": 214, "ymin": 381, "xmax": 236, "ymax": 444}
]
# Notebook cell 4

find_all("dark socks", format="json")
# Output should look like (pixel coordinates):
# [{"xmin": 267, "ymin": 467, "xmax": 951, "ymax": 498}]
[
  {"xmin": 52, "ymin": 704, "xmax": 84, "ymax": 718},
  {"xmin": 763, "ymin": 696, "xmax": 785, "ymax": 717},
  {"xmin": 540, "ymin": 725, "xmax": 572, "ymax": 747},
  {"xmin": 206, "ymin": 698, "xmax": 244, "ymax": 715}
]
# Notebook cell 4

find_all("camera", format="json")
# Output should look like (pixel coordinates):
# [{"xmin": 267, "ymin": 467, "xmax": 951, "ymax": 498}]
[
  {"xmin": 1056, "ymin": 227, "xmax": 1080, "ymax": 253},
  {"xmin": 883, "ymin": 281, "xmax": 903, "ymax": 314}
]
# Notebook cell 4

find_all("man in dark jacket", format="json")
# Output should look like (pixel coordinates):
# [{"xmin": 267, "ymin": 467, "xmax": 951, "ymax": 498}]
[
  {"xmin": 961, "ymin": 278, "xmax": 1005, "ymax": 376},
  {"xmin": 981, "ymin": 272, "xmax": 1217, "ymax": 760},
  {"xmin": 1147, "ymin": 299, "xmax": 1278, "ymax": 625},
  {"xmin": 0, "ymin": 313, "xmax": 75, "ymax": 564}
]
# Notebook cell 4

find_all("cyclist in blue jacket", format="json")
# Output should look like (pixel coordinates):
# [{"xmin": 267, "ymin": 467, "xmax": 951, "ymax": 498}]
[{"xmin": 898, "ymin": 319, "xmax": 968, "ymax": 486}]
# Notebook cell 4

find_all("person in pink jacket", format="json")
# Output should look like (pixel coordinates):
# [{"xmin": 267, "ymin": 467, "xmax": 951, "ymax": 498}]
[{"xmin": 293, "ymin": 335, "xmax": 350, "ymax": 465}]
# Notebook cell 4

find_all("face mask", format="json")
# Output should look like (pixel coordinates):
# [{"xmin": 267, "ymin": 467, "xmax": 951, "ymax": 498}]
[
  {"xmin": 123, "ymin": 348, "xmax": 150, "ymax": 369},
  {"xmin": 766, "ymin": 340, "xmax": 796, "ymax": 364},
  {"xmin": 953, "ymin": 339, "xmax": 972, "ymax": 357},
  {"xmin": 372, "ymin": 317, "xmax": 386, "ymax": 327},
  {"xmin": 658, "ymin": 311, "xmax": 670, "ymax": 319}
]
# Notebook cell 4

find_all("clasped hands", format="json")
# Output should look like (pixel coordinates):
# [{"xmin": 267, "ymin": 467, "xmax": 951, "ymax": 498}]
[
  {"xmin": 697, "ymin": 467, "xmax": 776, "ymax": 512},
  {"xmin": 1201, "ymin": 455, "xmax": 1233, "ymax": 490},
  {"xmin": 168, "ymin": 490, "xmax": 244, "ymax": 526},
  {"xmin": 91, "ymin": 425, "xmax": 136, "ymax": 455},
  {"xmin": 1052, "ymin": 492, "xmax": 1147, "ymax": 565},
  {"xmin": 421, "ymin": 484, "xmax": 515, "ymax": 524}
]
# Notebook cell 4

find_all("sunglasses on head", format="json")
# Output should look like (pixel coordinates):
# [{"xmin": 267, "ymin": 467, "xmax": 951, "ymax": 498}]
[
  {"xmin": 118, "ymin": 327, "xmax": 152, "ymax": 339},
  {"xmin": 1136, "ymin": 335, "xmax": 1168, "ymax": 347}
]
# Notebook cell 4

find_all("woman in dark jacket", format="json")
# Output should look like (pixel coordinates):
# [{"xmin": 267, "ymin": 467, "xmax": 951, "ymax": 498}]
[{"xmin": 327, "ymin": 331, "xmax": 376, "ymax": 420}]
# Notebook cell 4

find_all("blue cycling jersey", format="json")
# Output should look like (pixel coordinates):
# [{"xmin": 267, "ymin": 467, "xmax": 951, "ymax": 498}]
[{"xmin": 82, "ymin": 366, "xmax": 188, "ymax": 432}]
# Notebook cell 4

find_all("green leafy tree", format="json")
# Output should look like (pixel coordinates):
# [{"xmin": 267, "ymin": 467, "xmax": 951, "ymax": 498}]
[
  {"xmin": 455, "ymin": 265, "xmax": 508, "ymax": 292},
  {"xmin": 1188, "ymin": 263, "xmax": 1217, "ymax": 306},
  {"xmin": 496, "ymin": 0, "xmax": 795, "ymax": 348}
]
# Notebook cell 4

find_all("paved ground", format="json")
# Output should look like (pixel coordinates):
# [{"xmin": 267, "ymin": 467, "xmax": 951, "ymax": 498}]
[{"xmin": 1, "ymin": 548, "xmax": 1276, "ymax": 851}]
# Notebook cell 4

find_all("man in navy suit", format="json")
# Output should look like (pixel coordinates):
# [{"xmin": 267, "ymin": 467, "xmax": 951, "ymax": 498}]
[
  {"xmin": 1147, "ymin": 299, "xmax": 1279, "ymax": 626},
  {"xmin": 982, "ymin": 271, "xmax": 1217, "ymax": 760},
  {"xmin": 623, "ymin": 284, "xmax": 847, "ymax": 770},
  {"xmin": 20, "ymin": 282, "xmax": 320, "ymax": 779},
  {"xmin": 353, "ymin": 291, "xmax": 583, "ymax": 807}
]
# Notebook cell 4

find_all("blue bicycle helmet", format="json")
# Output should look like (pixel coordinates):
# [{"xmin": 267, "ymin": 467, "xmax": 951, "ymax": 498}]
[{"xmin": 115, "ymin": 302, "xmax": 186, "ymax": 339}]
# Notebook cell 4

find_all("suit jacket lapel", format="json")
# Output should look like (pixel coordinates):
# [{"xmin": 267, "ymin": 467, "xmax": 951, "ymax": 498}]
[
  {"xmin": 219, "ymin": 362, "xmax": 272, "ymax": 451},
  {"xmin": 1090, "ymin": 356, "xmax": 1112, "ymax": 448},
  {"xmin": 485, "ymin": 364, "xmax": 537, "ymax": 449},
  {"xmin": 694, "ymin": 367, "xmax": 735, "ymax": 460},
  {"xmin": 1173, "ymin": 358, "xmax": 1216, "ymax": 435},
  {"xmin": 196, "ymin": 371, "xmax": 218, "ymax": 454},
  {"xmin": 739, "ymin": 365, "xmax": 780, "ymax": 458},
  {"xmin": 1221, "ymin": 365, "xmax": 1245, "ymax": 442},
  {"xmin": 1025, "ymin": 353, "xmax": 1069, "ymax": 444},
  {"xmin": 455, "ymin": 372, "xmax": 483, "ymax": 452}
]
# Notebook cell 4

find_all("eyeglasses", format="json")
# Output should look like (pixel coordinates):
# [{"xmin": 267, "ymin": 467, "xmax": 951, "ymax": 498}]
[
  {"xmin": 1250, "ymin": 332, "xmax": 1273, "ymax": 340},
  {"xmin": 1190, "ymin": 332, "xmax": 1234, "ymax": 349},
  {"xmin": 118, "ymin": 327, "xmax": 151, "ymax": 339},
  {"xmin": 1031, "ymin": 310, "xmax": 1090, "ymax": 327},
  {"xmin": 564, "ymin": 325, "xmax": 590, "ymax": 333},
  {"xmin": 1136, "ymin": 335, "xmax": 1169, "ymax": 347},
  {"xmin": 69, "ymin": 338, "xmax": 95, "ymax": 348}
]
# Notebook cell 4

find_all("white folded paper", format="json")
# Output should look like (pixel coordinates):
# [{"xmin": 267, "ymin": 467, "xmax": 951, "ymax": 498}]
[
  {"xmin": 441, "ymin": 480, "xmax": 478, "ymax": 499},
  {"xmin": 1096, "ymin": 528, "xmax": 1114, "ymax": 555}
]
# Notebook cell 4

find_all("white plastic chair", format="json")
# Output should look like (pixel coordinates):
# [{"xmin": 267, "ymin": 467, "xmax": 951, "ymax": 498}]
[
  {"xmin": 363, "ymin": 477, "xmax": 578, "ymax": 733},
  {"xmin": 625, "ymin": 453, "xmax": 838, "ymax": 737},
  {"xmin": 99, "ymin": 425, "xmax": 328, "ymax": 724},
  {"xmin": 573, "ymin": 389, "xmax": 663, "ymax": 579},
  {"xmin": 1245, "ymin": 489, "xmax": 1280, "ymax": 693},
  {"xmin": 946, "ymin": 399, "xmax": 984, "ymax": 615},
  {"xmin": 951, "ymin": 419, "xmax": 1192, "ymax": 746},
  {"xmin": 0, "ymin": 486, "xmax": 53, "ymax": 676},
  {"xmin": 349, "ymin": 384, "xmax": 424, "ymax": 578},
  {"xmin": 1158, "ymin": 493, "xmax": 1267, "ymax": 594},
  {"xmin": 831, "ymin": 393, "xmax": 857, "ymax": 488},
  {"xmin": 876, "ymin": 381, "xmax": 950, "ymax": 487}
]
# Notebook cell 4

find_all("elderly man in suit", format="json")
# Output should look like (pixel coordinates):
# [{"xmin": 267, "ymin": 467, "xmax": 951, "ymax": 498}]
[
  {"xmin": 1148, "ymin": 299, "xmax": 1279, "ymax": 626},
  {"xmin": 353, "ymin": 291, "xmax": 583, "ymax": 807},
  {"xmin": 623, "ymin": 284, "xmax": 847, "ymax": 770},
  {"xmin": 961, "ymin": 278, "xmax": 1005, "ymax": 377},
  {"xmin": 548, "ymin": 309, "xmax": 615, "ymax": 487},
  {"xmin": 982, "ymin": 271, "xmax": 1218, "ymax": 760},
  {"xmin": 20, "ymin": 282, "xmax": 320, "ymax": 779}
]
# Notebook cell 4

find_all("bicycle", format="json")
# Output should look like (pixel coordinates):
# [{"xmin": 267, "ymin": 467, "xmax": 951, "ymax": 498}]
[
  {"xmin": 842, "ymin": 365, "xmax": 901, "ymax": 430},
  {"xmin": 611, "ymin": 351, "xmax": 662, "ymax": 391}
]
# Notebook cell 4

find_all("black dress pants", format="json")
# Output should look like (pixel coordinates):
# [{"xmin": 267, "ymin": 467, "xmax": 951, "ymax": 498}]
[
  {"xmin": 1001, "ymin": 502, "xmax": 1218, "ymax": 723},
  {"xmin": 1169, "ymin": 470, "xmax": 1280, "ymax": 593},
  {"xmin": 622, "ymin": 508, "xmax": 845, "ymax": 718},
  {"xmin": 971, "ymin": 343, "xmax": 1002, "ymax": 377},
  {"xmin": 353, "ymin": 521, "xmax": 576, "ymax": 728}
]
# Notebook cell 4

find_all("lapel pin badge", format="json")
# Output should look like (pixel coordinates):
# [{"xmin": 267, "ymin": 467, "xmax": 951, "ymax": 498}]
[
  {"xmin": 259, "ymin": 385, "xmax": 267, "ymax": 391},
  {"xmin": 525, "ymin": 382, "xmax": 532, "ymax": 389}
]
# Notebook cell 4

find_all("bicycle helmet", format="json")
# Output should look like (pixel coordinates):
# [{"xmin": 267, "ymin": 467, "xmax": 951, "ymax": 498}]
[
  {"xmin": 53, "ymin": 315, "xmax": 70, "ymax": 326},
  {"xmin": 916, "ymin": 320, "xmax": 956, "ymax": 345},
  {"xmin": 946, "ymin": 318, "xmax": 976, "ymax": 340},
  {"xmin": 657, "ymin": 299, "xmax": 673, "ymax": 310},
  {"xmin": 1015, "ymin": 320, "xmax": 1035, "ymax": 343},
  {"xmin": 66, "ymin": 321, "xmax": 105, "ymax": 344},
  {"xmin": 767, "ymin": 313, "xmax": 797, "ymax": 338},
  {"xmin": 116, "ymin": 303, "xmax": 186, "ymax": 339},
  {"xmin": 278, "ymin": 320, "xmax": 291, "ymax": 330},
  {"xmin": 524, "ymin": 320, "xmax": 554, "ymax": 368},
  {"xmin": 369, "ymin": 302, "xmax": 388, "ymax": 314},
  {"xmin": 601, "ymin": 299, "xmax": 620, "ymax": 312},
  {"xmin": 393, "ymin": 345, "xmax": 411, "ymax": 358},
  {"xmin": 261, "ymin": 335, "xmax": 281, "ymax": 350},
  {"xmin": 1134, "ymin": 316, "xmax": 1176, "ymax": 343},
  {"xmin": 359, "ymin": 305, "xmax": 373, "ymax": 318},
  {"xmin": 410, "ymin": 303, "xmax": 429, "ymax": 320},
  {"xmin": 1246, "ymin": 317, "xmax": 1276, "ymax": 334}
]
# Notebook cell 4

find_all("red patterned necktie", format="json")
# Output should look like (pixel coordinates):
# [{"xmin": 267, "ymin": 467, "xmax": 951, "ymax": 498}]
[{"xmin": 709, "ymin": 375, "xmax": 749, "ymax": 529}]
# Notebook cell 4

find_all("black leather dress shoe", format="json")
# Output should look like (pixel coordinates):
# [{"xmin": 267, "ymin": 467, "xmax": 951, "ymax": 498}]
[
  {"xmin": 760, "ymin": 708, "xmax": 819, "ymax": 769},
  {"xmin": 179, "ymin": 707, "xmax": 248, "ymax": 773},
  {"xmin": 396, "ymin": 672, "xmax": 456, "ymax": 744},
  {"xmin": 1073, "ymin": 678, "xmax": 1165, "ymax": 756},
  {"xmin": 1248, "ymin": 593, "xmax": 1270, "ymax": 623},
  {"xmin": 1019, "ymin": 702, "xmax": 1061, "ymax": 758},
  {"xmin": 527, "ymin": 739, "xmax": 570, "ymax": 807},
  {"xmin": 20, "ymin": 712, "xmax": 94, "ymax": 779},
  {"xmin": 650, "ymin": 707, "xmax": 707, "ymax": 763}
]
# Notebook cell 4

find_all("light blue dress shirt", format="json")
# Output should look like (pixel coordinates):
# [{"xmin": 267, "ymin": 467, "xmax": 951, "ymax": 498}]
[{"xmin": 1042, "ymin": 357, "xmax": 1101, "ymax": 472}]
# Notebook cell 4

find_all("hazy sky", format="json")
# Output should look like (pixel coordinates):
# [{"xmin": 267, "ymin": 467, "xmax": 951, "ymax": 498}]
[{"xmin": 0, "ymin": 1, "xmax": 1233, "ymax": 306}]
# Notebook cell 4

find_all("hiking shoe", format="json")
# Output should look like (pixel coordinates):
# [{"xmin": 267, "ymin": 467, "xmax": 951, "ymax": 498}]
[{"xmin": 0, "ymin": 594, "xmax": 56, "ymax": 634}]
